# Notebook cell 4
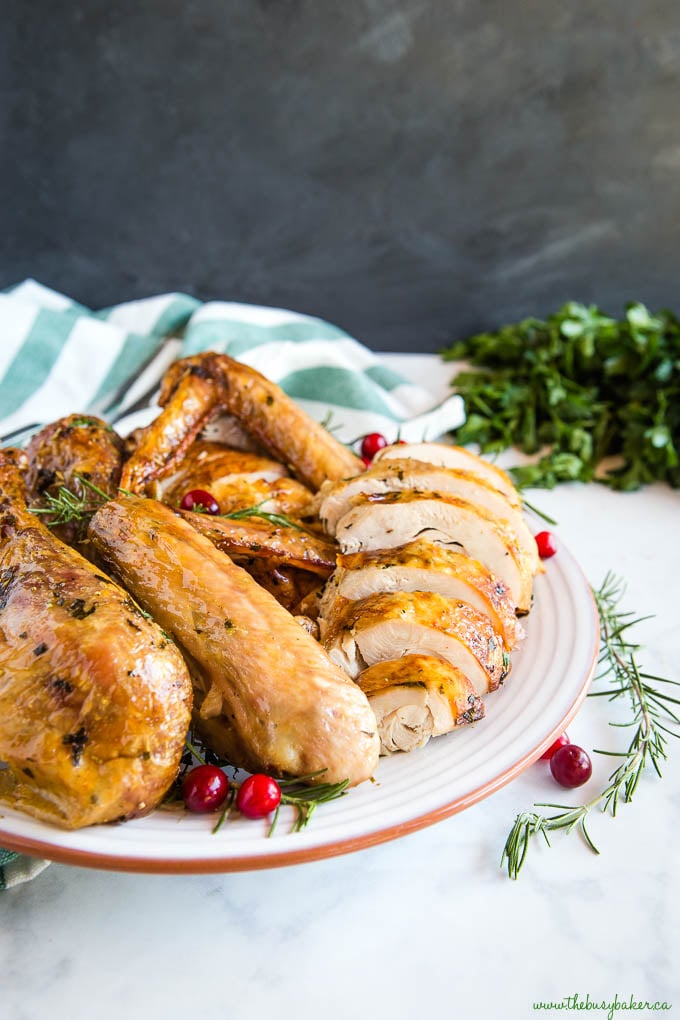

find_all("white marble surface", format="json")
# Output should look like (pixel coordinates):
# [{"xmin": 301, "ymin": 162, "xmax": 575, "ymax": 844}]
[{"xmin": 2, "ymin": 355, "xmax": 680, "ymax": 1020}]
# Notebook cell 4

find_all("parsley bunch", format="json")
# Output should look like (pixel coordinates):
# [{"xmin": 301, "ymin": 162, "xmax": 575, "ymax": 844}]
[{"xmin": 441, "ymin": 302, "xmax": 680, "ymax": 490}]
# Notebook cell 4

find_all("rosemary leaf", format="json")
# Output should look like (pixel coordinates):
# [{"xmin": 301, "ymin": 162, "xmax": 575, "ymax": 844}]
[
  {"xmin": 268, "ymin": 803, "xmax": 282, "ymax": 838},
  {"xmin": 212, "ymin": 788, "xmax": 237, "ymax": 834},
  {"xmin": 277, "ymin": 774, "xmax": 350, "ymax": 833},
  {"xmin": 28, "ymin": 473, "xmax": 113, "ymax": 528},
  {"xmin": 184, "ymin": 739, "xmax": 207, "ymax": 767},
  {"xmin": 220, "ymin": 501, "xmax": 307, "ymax": 532},
  {"xmin": 501, "ymin": 572, "xmax": 680, "ymax": 879},
  {"xmin": 520, "ymin": 497, "xmax": 558, "ymax": 526}
]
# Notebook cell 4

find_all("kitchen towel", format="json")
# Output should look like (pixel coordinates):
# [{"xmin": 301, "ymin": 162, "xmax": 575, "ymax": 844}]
[
  {"xmin": 0, "ymin": 849, "xmax": 50, "ymax": 890},
  {"xmin": 0, "ymin": 279, "xmax": 464, "ymax": 445},
  {"xmin": 0, "ymin": 279, "xmax": 465, "ymax": 886}
]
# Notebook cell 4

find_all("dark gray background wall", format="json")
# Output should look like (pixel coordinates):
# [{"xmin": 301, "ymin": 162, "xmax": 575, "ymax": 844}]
[{"xmin": 2, "ymin": 1, "xmax": 679, "ymax": 351}]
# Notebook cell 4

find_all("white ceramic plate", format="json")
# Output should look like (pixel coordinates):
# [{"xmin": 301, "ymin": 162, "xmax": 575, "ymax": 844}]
[{"xmin": 0, "ymin": 532, "xmax": 598, "ymax": 873}]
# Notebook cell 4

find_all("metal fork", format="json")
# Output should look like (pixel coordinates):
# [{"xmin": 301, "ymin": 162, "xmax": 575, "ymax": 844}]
[{"xmin": 0, "ymin": 335, "xmax": 182, "ymax": 444}]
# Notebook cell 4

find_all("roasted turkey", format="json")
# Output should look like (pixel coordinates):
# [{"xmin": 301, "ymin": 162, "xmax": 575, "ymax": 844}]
[
  {"xmin": 88, "ymin": 495, "xmax": 380, "ymax": 787},
  {"xmin": 0, "ymin": 449, "xmax": 193, "ymax": 829},
  {"xmin": 0, "ymin": 349, "xmax": 541, "ymax": 802},
  {"xmin": 150, "ymin": 439, "xmax": 318, "ymax": 519},
  {"xmin": 121, "ymin": 352, "xmax": 364, "ymax": 494},
  {"xmin": 317, "ymin": 456, "xmax": 539, "ymax": 576},
  {"xmin": 357, "ymin": 654, "xmax": 484, "ymax": 755},
  {"xmin": 181, "ymin": 510, "xmax": 337, "ymax": 577},
  {"xmin": 319, "ymin": 538, "xmax": 523, "ymax": 650},
  {"xmin": 374, "ymin": 442, "xmax": 522, "ymax": 507},
  {"xmin": 322, "ymin": 590, "xmax": 509, "ymax": 695},
  {"xmin": 24, "ymin": 413, "xmax": 125, "ymax": 547},
  {"xmin": 331, "ymin": 489, "xmax": 534, "ymax": 613}
]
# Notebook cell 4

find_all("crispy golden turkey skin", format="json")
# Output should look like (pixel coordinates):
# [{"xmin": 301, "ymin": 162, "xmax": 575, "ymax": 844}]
[
  {"xmin": 24, "ymin": 413, "xmax": 125, "ymax": 548},
  {"xmin": 121, "ymin": 353, "xmax": 364, "ymax": 494},
  {"xmin": 0, "ymin": 451, "xmax": 193, "ymax": 829},
  {"xmin": 88, "ymin": 495, "xmax": 379, "ymax": 787}
]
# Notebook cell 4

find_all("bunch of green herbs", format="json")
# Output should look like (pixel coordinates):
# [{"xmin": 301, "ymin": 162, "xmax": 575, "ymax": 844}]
[{"xmin": 441, "ymin": 302, "xmax": 680, "ymax": 490}]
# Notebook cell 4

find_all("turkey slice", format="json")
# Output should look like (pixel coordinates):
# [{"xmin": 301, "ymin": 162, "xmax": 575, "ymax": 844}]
[
  {"xmin": 357, "ymin": 654, "xmax": 485, "ymax": 755},
  {"xmin": 318, "ymin": 457, "xmax": 540, "ymax": 576},
  {"xmin": 333, "ymin": 490, "xmax": 533, "ymax": 612},
  {"xmin": 374, "ymin": 442, "xmax": 521, "ymax": 508},
  {"xmin": 319, "ymin": 538, "xmax": 523, "ymax": 649},
  {"xmin": 323, "ymin": 590, "xmax": 509, "ymax": 694}
]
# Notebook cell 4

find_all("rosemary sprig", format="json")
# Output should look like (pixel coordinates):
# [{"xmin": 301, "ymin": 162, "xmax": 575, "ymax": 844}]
[
  {"xmin": 176, "ymin": 734, "xmax": 349, "ymax": 836},
  {"xmin": 184, "ymin": 738, "xmax": 207, "ymax": 767},
  {"xmin": 591, "ymin": 572, "xmax": 678, "ymax": 808},
  {"xmin": 220, "ymin": 501, "xmax": 307, "ymax": 532},
  {"xmin": 271, "ymin": 772, "xmax": 350, "ymax": 835},
  {"xmin": 29, "ymin": 475, "xmax": 110, "ymax": 530},
  {"xmin": 501, "ymin": 571, "xmax": 680, "ymax": 879},
  {"xmin": 32, "ymin": 474, "xmax": 309, "ymax": 537},
  {"xmin": 319, "ymin": 410, "xmax": 346, "ymax": 436},
  {"xmin": 520, "ymin": 496, "xmax": 558, "ymax": 526},
  {"xmin": 29, "ymin": 474, "xmax": 113, "ymax": 527},
  {"xmin": 212, "ymin": 786, "xmax": 237, "ymax": 834}
]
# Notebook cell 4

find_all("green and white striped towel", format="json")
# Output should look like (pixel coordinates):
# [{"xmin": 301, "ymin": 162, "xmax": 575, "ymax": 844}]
[
  {"xmin": 0, "ymin": 279, "xmax": 464, "ymax": 887},
  {"xmin": 1, "ymin": 279, "xmax": 464, "ymax": 444},
  {"xmin": 0, "ymin": 849, "xmax": 50, "ymax": 890}
]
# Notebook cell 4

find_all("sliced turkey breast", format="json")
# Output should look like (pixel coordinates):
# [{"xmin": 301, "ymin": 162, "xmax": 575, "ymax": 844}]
[
  {"xmin": 319, "ymin": 538, "xmax": 523, "ymax": 649},
  {"xmin": 333, "ymin": 490, "xmax": 533, "ymax": 612},
  {"xmin": 357, "ymin": 654, "xmax": 485, "ymax": 755},
  {"xmin": 323, "ymin": 590, "xmax": 509, "ymax": 694},
  {"xmin": 318, "ymin": 457, "xmax": 540, "ymax": 576},
  {"xmin": 374, "ymin": 442, "xmax": 521, "ymax": 508}
]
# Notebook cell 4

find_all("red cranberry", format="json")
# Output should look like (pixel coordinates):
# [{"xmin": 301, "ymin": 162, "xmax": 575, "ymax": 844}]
[
  {"xmin": 179, "ymin": 489, "xmax": 220, "ymax": 515},
  {"xmin": 236, "ymin": 774, "xmax": 282, "ymax": 818},
  {"xmin": 182, "ymin": 765, "xmax": 230, "ymax": 812},
  {"xmin": 535, "ymin": 530, "xmax": 558, "ymax": 559},
  {"xmin": 540, "ymin": 732, "xmax": 570, "ymax": 760},
  {"xmin": 360, "ymin": 432, "xmax": 388, "ymax": 461},
  {"xmin": 550, "ymin": 744, "xmax": 592, "ymax": 788}
]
